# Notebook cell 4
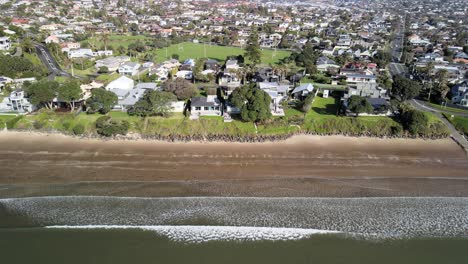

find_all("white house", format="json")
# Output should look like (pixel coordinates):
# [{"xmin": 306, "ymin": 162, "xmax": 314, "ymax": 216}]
[
  {"xmin": 95, "ymin": 56, "xmax": 130, "ymax": 72},
  {"xmin": 0, "ymin": 36, "xmax": 11, "ymax": 51},
  {"xmin": 0, "ymin": 90, "xmax": 36, "ymax": 113},
  {"xmin": 190, "ymin": 95, "xmax": 221, "ymax": 117},
  {"xmin": 118, "ymin": 62, "xmax": 141, "ymax": 76},
  {"xmin": 451, "ymin": 81, "xmax": 468, "ymax": 107},
  {"xmin": 106, "ymin": 75, "xmax": 134, "ymax": 91}
]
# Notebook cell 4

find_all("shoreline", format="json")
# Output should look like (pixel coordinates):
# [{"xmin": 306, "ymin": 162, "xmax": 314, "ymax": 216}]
[{"xmin": 0, "ymin": 129, "xmax": 457, "ymax": 145}]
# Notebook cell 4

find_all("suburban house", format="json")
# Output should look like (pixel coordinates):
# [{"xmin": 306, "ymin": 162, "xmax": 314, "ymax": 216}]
[
  {"xmin": 451, "ymin": 81, "xmax": 468, "ymax": 107},
  {"xmin": 0, "ymin": 36, "xmax": 11, "ymax": 51},
  {"xmin": 342, "ymin": 83, "xmax": 391, "ymax": 116},
  {"xmin": 190, "ymin": 95, "xmax": 222, "ymax": 118},
  {"xmin": 346, "ymin": 74, "xmax": 377, "ymax": 85},
  {"xmin": 219, "ymin": 72, "xmax": 242, "ymax": 94},
  {"xmin": 291, "ymin": 83, "xmax": 315, "ymax": 99},
  {"xmin": 68, "ymin": 49, "xmax": 113, "ymax": 58},
  {"xmin": 118, "ymin": 62, "xmax": 141, "ymax": 76},
  {"xmin": 258, "ymin": 82, "xmax": 288, "ymax": 116},
  {"xmin": 0, "ymin": 89, "xmax": 36, "ymax": 113},
  {"xmin": 106, "ymin": 76, "xmax": 160, "ymax": 110},
  {"xmin": 106, "ymin": 75, "xmax": 134, "ymax": 91},
  {"xmin": 205, "ymin": 59, "xmax": 220, "ymax": 71},
  {"xmin": 95, "ymin": 56, "xmax": 131, "ymax": 72},
  {"xmin": 225, "ymin": 59, "xmax": 240, "ymax": 70},
  {"xmin": 316, "ymin": 56, "xmax": 340, "ymax": 72}
]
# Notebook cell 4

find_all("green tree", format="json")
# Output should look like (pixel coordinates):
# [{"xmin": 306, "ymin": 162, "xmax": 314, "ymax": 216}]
[
  {"xmin": 193, "ymin": 58, "xmax": 208, "ymax": 82},
  {"xmin": 86, "ymin": 88, "xmax": 118, "ymax": 114},
  {"xmin": 25, "ymin": 79, "xmax": 59, "ymax": 109},
  {"xmin": 21, "ymin": 38, "xmax": 35, "ymax": 54},
  {"xmin": 57, "ymin": 79, "xmax": 82, "ymax": 111},
  {"xmin": 434, "ymin": 69, "xmax": 450, "ymax": 101},
  {"xmin": 347, "ymin": 95, "xmax": 374, "ymax": 117},
  {"xmin": 401, "ymin": 108, "xmax": 429, "ymax": 135},
  {"xmin": 391, "ymin": 75, "xmax": 422, "ymax": 101},
  {"xmin": 229, "ymin": 84, "xmax": 272, "ymax": 122},
  {"xmin": 245, "ymin": 29, "xmax": 261, "ymax": 65},
  {"xmin": 128, "ymin": 90, "xmax": 176, "ymax": 117},
  {"xmin": 98, "ymin": 66, "xmax": 109, "ymax": 74}
]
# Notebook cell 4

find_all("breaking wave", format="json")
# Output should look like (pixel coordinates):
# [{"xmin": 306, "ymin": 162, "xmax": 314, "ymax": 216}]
[
  {"xmin": 2, "ymin": 196, "xmax": 468, "ymax": 239},
  {"xmin": 46, "ymin": 225, "xmax": 341, "ymax": 243}
]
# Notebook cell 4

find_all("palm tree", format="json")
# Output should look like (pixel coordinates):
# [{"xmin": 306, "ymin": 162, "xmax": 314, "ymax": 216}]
[{"xmin": 21, "ymin": 38, "xmax": 34, "ymax": 54}]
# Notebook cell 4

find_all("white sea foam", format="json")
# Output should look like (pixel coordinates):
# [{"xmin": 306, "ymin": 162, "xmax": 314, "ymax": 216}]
[{"xmin": 46, "ymin": 225, "xmax": 340, "ymax": 243}]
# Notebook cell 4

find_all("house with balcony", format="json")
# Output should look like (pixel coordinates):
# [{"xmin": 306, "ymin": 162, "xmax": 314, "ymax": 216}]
[
  {"xmin": 118, "ymin": 62, "xmax": 141, "ymax": 76},
  {"xmin": 451, "ymin": 80, "xmax": 468, "ymax": 107},
  {"xmin": 0, "ymin": 90, "xmax": 36, "ymax": 113}
]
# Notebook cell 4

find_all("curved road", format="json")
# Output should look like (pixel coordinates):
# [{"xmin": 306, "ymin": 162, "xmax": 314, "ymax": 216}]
[{"xmin": 34, "ymin": 43, "xmax": 71, "ymax": 79}]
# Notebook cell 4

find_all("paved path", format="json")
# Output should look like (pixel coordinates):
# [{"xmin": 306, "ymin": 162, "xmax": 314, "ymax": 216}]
[
  {"xmin": 34, "ymin": 43, "xmax": 71, "ymax": 78},
  {"xmin": 412, "ymin": 99, "xmax": 468, "ymax": 117},
  {"xmin": 411, "ymin": 99, "xmax": 468, "ymax": 154}
]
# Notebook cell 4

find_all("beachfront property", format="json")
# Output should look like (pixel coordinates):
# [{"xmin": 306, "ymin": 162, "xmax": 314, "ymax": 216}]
[
  {"xmin": 342, "ymin": 83, "xmax": 391, "ymax": 116},
  {"xmin": 451, "ymin": 81, "xmax": 468, "ymax": 107},
  {"xmin": 0, "ymin": 89, "xmax": 36, "ymax": 113},
  {"xmin": 190, "ymin": 95, "xmax": 222, "ymax": 118}
]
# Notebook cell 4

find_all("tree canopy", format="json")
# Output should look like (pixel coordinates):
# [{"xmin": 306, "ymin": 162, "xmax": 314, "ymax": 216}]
[
  {"xmin": 86, "ymin": 88, "xmax": 118, "ymax": 114},
  {"xmin": 244, "ymin": 29, "xmax": 261, "ymax": 65},
  {"xmin": 229, "ymin": 84, "xmax": 272, "ymax": 122},
  {"xmin": 25, "ymin": 79, "xmax": 59, "ymax": 109},
  {"xmin": 162, "ymin": 78, "xmax": 197, "ymax": 100},
  {"xmin": 391, "ymin": 75, "xmax": 422, "ymax": 101},
  {"xmin": 347, "ymin": 95, "xmax": 374, "ymax": 116},
  {"xmin": 57, "ymin": 79, "xmax": 82, "ymax": 111},
  {"xmin": 128, "ymin": 90, "xmax": 176, "ymax": 117}
]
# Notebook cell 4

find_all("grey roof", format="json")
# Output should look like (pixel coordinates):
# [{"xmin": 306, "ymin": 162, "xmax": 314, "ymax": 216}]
[
  {"xmin": 347, "ymin": 74, "xmax": 377, "ymax": 79},
  {"xmin": 366, "ymin": 98, "xmax": 389, "ymax": 108},
  {"xmin": 292, "ymin": 83, "xmax": 314, "ymax": 94},
  {"xmin": 119, "ymin": 88, "xmax": 146, "ymax": 106},
  {"xmin": 191, "ymin": 96, "xmax": 220, "ymax": 107}
]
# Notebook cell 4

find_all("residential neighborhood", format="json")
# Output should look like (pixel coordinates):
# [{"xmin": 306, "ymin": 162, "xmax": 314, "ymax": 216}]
[{"xmin": 0, "ymin": 0, "xmax": 466, "ymax": 142}]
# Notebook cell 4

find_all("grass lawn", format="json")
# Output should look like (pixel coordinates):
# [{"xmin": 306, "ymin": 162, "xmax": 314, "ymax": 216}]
[
  {"xmin": 0, "ymin": 114, "xmax": 18, "ymax": 129},
  {"xmin": 443, "ymin": 113, "xmax": 468, "ymax": 135},
  {"xmin": 154, "ymin": 42, "xmax": 291, "ymax": 64},
  {"xmin": 303, "ymin": 96, "xmax": 402, "ymax": 136},
  {"xmin": 95, "ymin": 73, "xmax": 121, "ymax": 84}
]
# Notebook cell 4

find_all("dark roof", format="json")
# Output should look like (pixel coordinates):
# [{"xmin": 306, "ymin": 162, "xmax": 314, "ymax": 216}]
[
  {"xmin": 191, "ymin": 96, "xmax": 219, "ymax": 107},
  {"xmin": 366, "ymin": 98, "xmax": 389, "ymax": 108}
]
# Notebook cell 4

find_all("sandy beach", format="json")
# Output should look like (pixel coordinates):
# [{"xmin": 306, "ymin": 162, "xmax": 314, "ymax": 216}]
[{"xmin": 0, "ymin": 131, "xmax": 467, "ymax": 197}]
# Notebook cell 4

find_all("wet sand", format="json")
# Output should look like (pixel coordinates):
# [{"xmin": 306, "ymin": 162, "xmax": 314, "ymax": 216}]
[{"xmin": 0, "ymin": 132, "xmax": 467, "ymax": 197}]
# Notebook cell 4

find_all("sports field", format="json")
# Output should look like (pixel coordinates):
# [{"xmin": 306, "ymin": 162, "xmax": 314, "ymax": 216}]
[{"xmin": 154, "ymin": 42, "xmax": 291, "ymax": 64}]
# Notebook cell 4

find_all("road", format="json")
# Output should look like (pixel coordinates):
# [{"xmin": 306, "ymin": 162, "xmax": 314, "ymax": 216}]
[
  {"xmin": 411, "ymin": 99, "xmax": 468, "ymax": 154},
  {"xmin": 391, "ymin": 15, "xmax": 405, "ymax": 63},
  {"xmin": 389, "ymin": 62, "xmax": 407, "ymax": 77},
  {"xmin": 34, "ymin": 43, "xmax": 71, "ymax": 79}
]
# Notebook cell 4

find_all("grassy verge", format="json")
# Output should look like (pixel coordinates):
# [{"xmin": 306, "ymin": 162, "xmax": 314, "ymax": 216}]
[
  {"xmin": 8, "ymin": 96, "xmax": 451, "ymax": 139},
  {"xmin": 429, "ymin": 103, "xmax": 468, "ymax": 114},
  {"xmin": 443, "ymin": 113, "xmax": 468, "ymax": 136}
]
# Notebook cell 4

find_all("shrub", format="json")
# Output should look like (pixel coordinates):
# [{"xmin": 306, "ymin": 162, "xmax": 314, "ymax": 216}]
[
  {"xmin": 32, "ymin": 120, "xmax": 45, "ymax": 130},
  {"xmin": 72, "ymin": 124, "xmax": 85, "ymax": 135},
  {"xmin": 95, "ymin": 116, "xmax": 129, "ymax": 137}
]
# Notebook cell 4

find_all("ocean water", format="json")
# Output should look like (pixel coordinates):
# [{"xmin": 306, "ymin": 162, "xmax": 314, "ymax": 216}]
[{"xmin": 1, "ymin": 196, "xmax": 467, "ymax": 264}]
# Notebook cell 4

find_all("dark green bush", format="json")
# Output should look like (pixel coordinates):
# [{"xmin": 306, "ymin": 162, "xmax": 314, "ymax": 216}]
[{"xmin": 72, "ymin": 124, "xmax": 85, "ymax": 135}]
